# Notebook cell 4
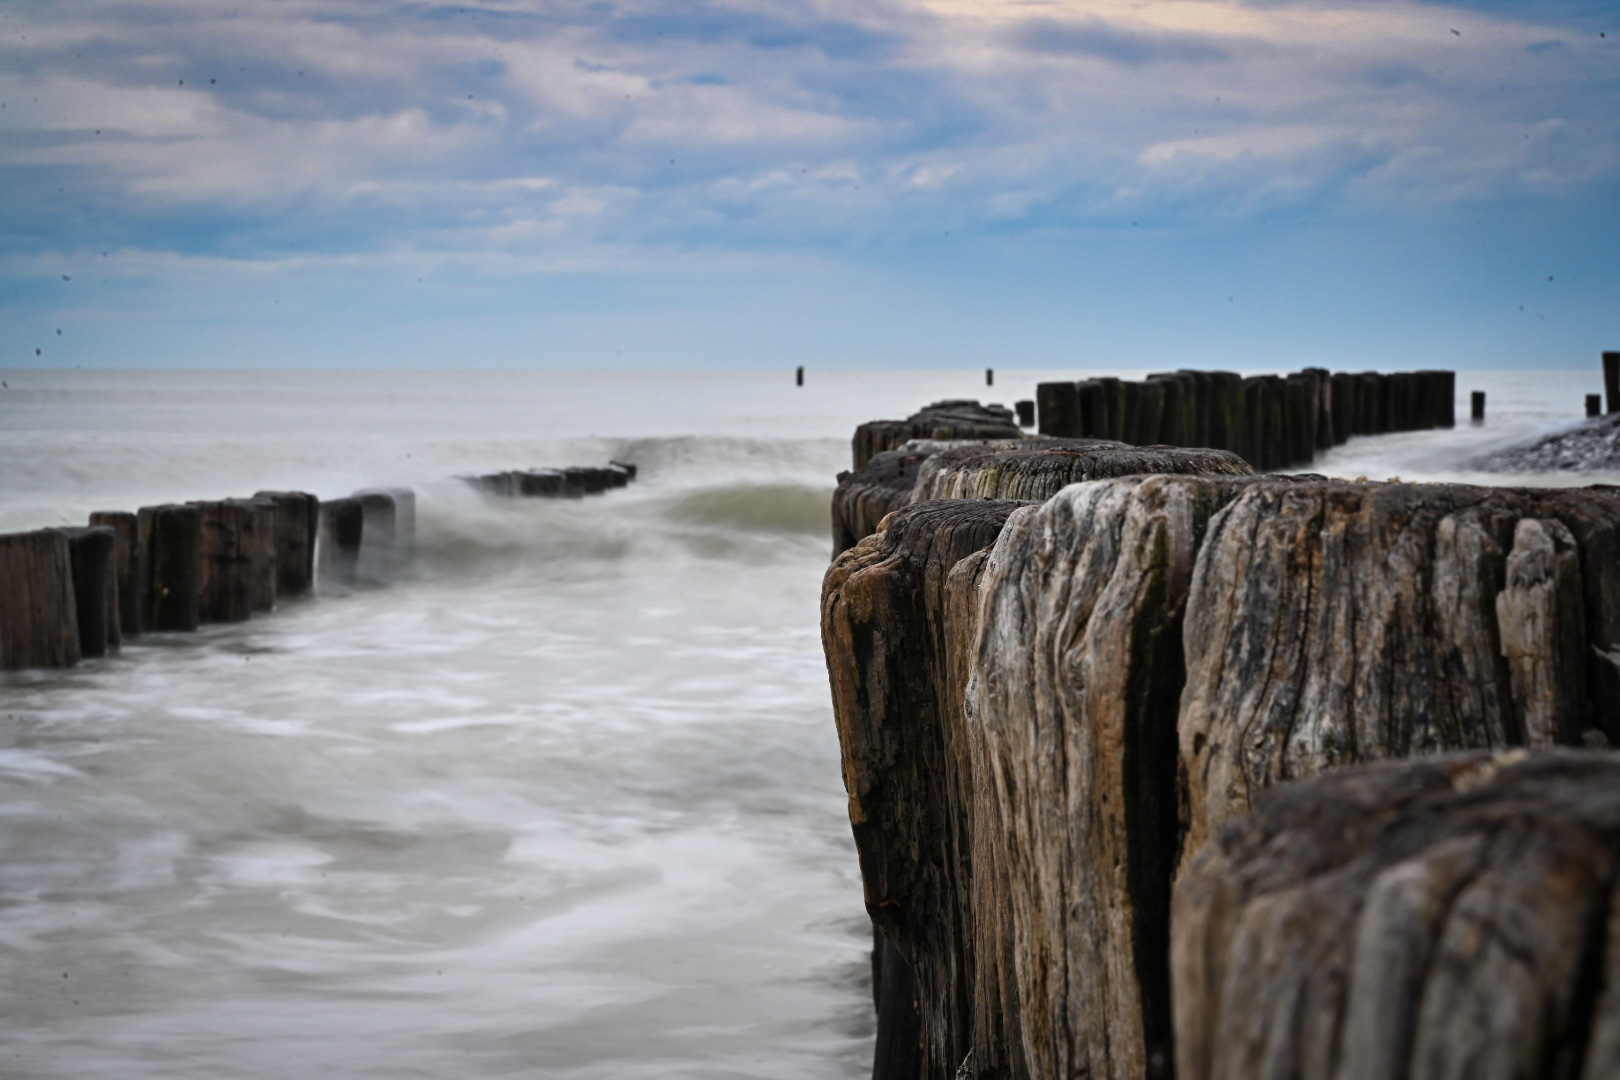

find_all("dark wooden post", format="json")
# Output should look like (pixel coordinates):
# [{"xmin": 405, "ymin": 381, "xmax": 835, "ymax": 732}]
[
  {"xmin": 985, "ymin": 368, "xmax": 993, "ymax": 387},
  {"xmin": 0, "ymin": 529, "xmax": 80, "ymax": 669},
  {"xmin": 1076, "ymin": 380, "xmax": 1105, "ymax": 438},
  {"xmin": 140, "ymin": 503, "xmax": 201, "ymax": 632},
  {"xmin": 317, "ymin": 497, "xmax": 363, "ymax": 591},
  {"xmin": 1177, "ymin": 369, "xmax": 1213, "ymax": 448},
  {"xmin": 357, "ymin": 487, "xmax": 414, "ymax": 569},
  {"xmin": 517, "ymin": 469, "xmax": 564, "ymax": 496},
  {"xmin": 1036, "ymin": 381, "xmax": 1080, "ymax": 437},
  {"xmin": 1148, "ymin": 373, "xmax": 1196, "ymax": 447},
  {"xmin": 253, "ymin": 491, "xmax": 318, "ymax": 597},
  {"xmin": 1282, "ymin": 374, "xmax": 1314, "ymax": 465},
  {"xmin": 1590, "ymin": 394, "xmax": 1603, "ymax": 418},
  {"xmin": 1206, "ymin": 372, "xmax": 1244, "ymax": 453},
  {"xmin": 1329, "ymin": 373, "xmax": 1352, "ymax": 445},
  {"xmin": 1136, "ymin": 379, "xmax": 1166, "ymax": 446},
  {"xmin": 57, "ymin": 525, "xmax": 117, "ymax": 658},
  {"xmin": 796, "ymin": 366, "xmax": 804, "ymax": 387},
  {"xmin": 90, "ymin": 510, "xmax": 145, "ymax": 637},
  {"xmin": 1015, "ymin": 400, "xmax": 1034, "ymax": 428},
  {"xmin": 1436, "ymin": 369, "xmax": 1456, "ymax": 428},
  {"xmin": 1471, "ymin": 390, "xmax": 1486, "ymax": 423},
  {"xmin": 1605, "ymin": 351, "xmax": 1620, "ymax": 414},
  {"xmin": 354, "ymin": 491, "xmax": 397, "ymax": 586},
  {"xmin": 242, "ymin": 497, "xmax": 278, "ymax": 613},
  {"xmin": 1096, "ymin": 377, "xmax": 1125, "ymax": 442},
  {"xmin": 193, "ymin": 500, "xmax": 256, "ymax": 623},
  {"xmin": 609, "ymin": 459, "xmax": 639, "ymax": 481}
]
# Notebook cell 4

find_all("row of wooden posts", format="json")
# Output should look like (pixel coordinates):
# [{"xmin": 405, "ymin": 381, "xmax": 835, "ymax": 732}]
[
  {"xmin": 1026, "ymin": 368, "xmax": 1456, "ymax": 471},
  {"xmin": 0, "ymin": 458, "xmax": 642, "ymax": 672},
  {"xmin": 0, "ymin": 489, "xmax": 416, "ymax": 672}
]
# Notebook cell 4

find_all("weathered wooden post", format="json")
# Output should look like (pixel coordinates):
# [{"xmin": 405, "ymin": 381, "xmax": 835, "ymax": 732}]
[
  {"xmin": 90, "ymin": 510, "xmax": 145, "ymax": 637},
  {"xmin": 140, "ymin": 503, "xmax": 201, "ymax": 632},
  {"xmin": 1206, "ymin": 371, "xmax": 1245, "ymax": 453},
  {"xmin": 0, "ymin": 529, "xmax": 80, "ymax": 669},
  {"xmin": 1096, "ymin": 377, "xmax": 1126, "ymax": 441},
  {"xmin": 1148, "ymin": 373, "xmax": 1195, "ymax": 446},
  {"xmin": 1471, "ymin": 390, "xmax": 1486, "ymax": 423},
  {"xmin": 1329, "ymin": 372, "xmax": 1353, "ymax": 445},
  {"xmin": 1437, "ymin": 369, "xmax": 1455, "ymax": 427},
  {"xmin": 1605, "ymin": 351, "xmax": 1620, "ymax": 414},
  {"xmin": 517, "ymin": 469, "xmax": 564, "ymax": 496},
  {"xmin": 1035, "ymin": 381, "xmax": 1080, "ymax": 437},
  {"xmin": 1177, "ymin": 369, "xmax": 1213, "ymax": 448},
  {"xmin": 1283, "ymin": 373, "xmax": 1316, "ymax": 465},
  {"xmin": 1075, "ymin": 380, "xmax": 1106, "ymax": 438},
  {"xmin": 317, "ymin": 497, "xmax": 363, "ymax": 592},
  {"xmin": 56, "ymin": 526, "xmax": 118, "ymax": 658},
  {"xmin": 358, "ymin": 487, "xmax": 414, "ymax": 569},
  {"xmin": 609, "ymin": 460, "xmax": 639, "ymax": 481},
  {"xmin": 1590, "ymin": 394, "xmax": 1603, "ymax": 417},
  {"xmin": 796, "ymin": 365, "xmax": 804, "ymax": 387},
  {"xmin": 1119, "ymin": 380, "xmax": 1143, "ymax": 444},
  {"xmin": 1303, "ymin": 366, "xmax": 1333, "ymax": 449},
  {"xmin": 354, "ymin": 491, "xmax": 397, "ymax": 586},
  {"xmin": 244, "ymin": 497, "xmax": 278, "ymax": 613},
  {"xmin": 192, "ymin": 500, "xmax": 256, "ymax": 623},
  {"xmin": 1136, "ymin": 379, "xmax": 1166, "ymax": 446},
  {"xmin": 985, "ymin": 368, "xmax": 993, "ymax": 387},
  {"xmin": 1015, "ymin": 400, "xmax": 1034, "ymax": 428},
  {"xmin": 253, "ymin": 491, "xmax": 318, "ymax": 597}
]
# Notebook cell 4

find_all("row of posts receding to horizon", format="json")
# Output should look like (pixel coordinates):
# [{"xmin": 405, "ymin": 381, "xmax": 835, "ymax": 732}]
[{"xmin": 0, "ymin": 462, "xmax": 639, "ymax": 672}]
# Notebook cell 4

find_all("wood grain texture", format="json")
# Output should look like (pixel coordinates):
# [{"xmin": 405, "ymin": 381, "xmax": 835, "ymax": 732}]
[
  {"xmin": 1173, "ymin": 749, "xmax": 1620, "ymax": 1080},
  {"xmin": 0, "ymin": 529, "xmax": 79, "ymax": 670},
  {"xmin": 853, "ymin": 401, "xmax": 1024, "ymax": 471}
]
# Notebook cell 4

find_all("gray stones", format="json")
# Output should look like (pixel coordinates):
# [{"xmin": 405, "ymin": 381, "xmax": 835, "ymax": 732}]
[{"xmin": 1467, "ymin": 411, "xmax": 1620, "ymax": 472}]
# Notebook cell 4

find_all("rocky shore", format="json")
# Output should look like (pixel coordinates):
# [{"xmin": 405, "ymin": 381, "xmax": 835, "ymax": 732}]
[{"xmin": 1469, "ymin": 411, "xmax": 1620, "ymax": 472}]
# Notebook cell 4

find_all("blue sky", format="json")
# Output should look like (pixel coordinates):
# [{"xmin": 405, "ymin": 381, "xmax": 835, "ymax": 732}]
[{"xmin": 2, "ymin": 0, "xmax": 1616, "ymax": 369}]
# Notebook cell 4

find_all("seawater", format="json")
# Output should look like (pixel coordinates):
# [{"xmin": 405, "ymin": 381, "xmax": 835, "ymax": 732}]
[{"xmin": 0, "ymin": 366, "xmax": 1610, "ymax": 1078}]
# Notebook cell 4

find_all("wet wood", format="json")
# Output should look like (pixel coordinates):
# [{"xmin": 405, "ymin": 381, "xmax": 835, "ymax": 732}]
[
  {"xmin": 90, "ymin": 510, "xmax": 145, "ymax": 637},
  {"xmin": 140, "ymin": 503, "xmax": 201, "ymax": 632},
  {"xmin": 354, "ymin": 491, "xmax": 397, "ymax": 586},
  {"xmin": 244, "ymin": 497, "xmax": 279, "ymax": 612},
  {"xmin": 0, "ymin": 529, "xmax": 80, "ymax": 669},
  {"xmin": 1174, "ymin": 749, "xmax": 1620, "ymax": 1080},
  {"xmin": 58, "ymin": 525, "xmax": 118, "ymax": 658},
  {"xmin": 317, "ymin": 497, "xmax": 363, "ymax": 592},
  {"xmin": 253, "ymin": 491, "xmax": 319, "ymax": 597},
  {"xmin": 193, "ymin": 500, "xmax": 257, "ymax": 624}
]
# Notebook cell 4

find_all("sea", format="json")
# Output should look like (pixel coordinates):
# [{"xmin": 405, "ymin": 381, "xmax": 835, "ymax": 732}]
[{"xmin": 0, "ymin": 365, "xmax": 1611, "ymax": 1079}]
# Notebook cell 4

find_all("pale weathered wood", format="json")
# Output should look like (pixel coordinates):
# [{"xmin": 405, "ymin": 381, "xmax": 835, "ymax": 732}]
[
  {"xmin": 855, "ymin": 401, "xmax": 1023, "ymax": 470},
  {"xmin": 914, "ymin": 442, "xmax": 1249, "ymax": 502},
  {"xmin": 0, "ymin": 529, "xmax": 80, "ymax": 669},
  {"xmin": 1174, "ymin": 749, "xmax": 1620, "ymax": 1080}
]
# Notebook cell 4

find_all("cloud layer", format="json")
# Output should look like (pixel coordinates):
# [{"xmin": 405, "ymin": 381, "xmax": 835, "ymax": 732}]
[{"xmin": 1, "ymin": 0, "xmax": 1616, "ymax": 366}]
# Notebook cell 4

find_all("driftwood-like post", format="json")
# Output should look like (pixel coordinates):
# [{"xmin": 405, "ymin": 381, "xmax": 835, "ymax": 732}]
[
  {"xmin": 317, "ymin": 497, "xmax": 363, "ymax": 592},
  {"xmin": 253, "ymin": 491, "xmax": 318, "ymax": 597},
  {"xmin": 140, "ymin": 503, "xmax": 201, "ymax": 632},
  {"xmin": 0, "ymin": 529, "xmax": 80, "ymax": 669},
  {"xmin": 57, "ymin": 525, "xmax": 117, "ymax": 658},
  {"xmin": 1015, "ymin": 400, "xmax": 1034, "ymax": 427},
  {"xmin": 90, "ymin": 510, "xmax": 145, "ymax": 637},
  {"xmin": 193, "ymin": 500, "xmax": 256, "ymax": 624},
  {"xmin": 1174, "ymin": 750, "xmax": 1620, "ymax": 1080},
  {"xmin": 354, "ymin": 491, "xmax": 397, "ymax": 586}
]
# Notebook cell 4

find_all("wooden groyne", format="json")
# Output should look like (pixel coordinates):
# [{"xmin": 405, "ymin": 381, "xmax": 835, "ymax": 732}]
[
  {"xmin": 1034, "ymin": 368, "xmax": 1455, "ymax": 470},
  {"xmin": 0, "ymin": 460, "xmax": 635, "ymax": 671},
  {"xmin": 823, "ymin": 400, "xmax": 1620, "ymax": 1079}
]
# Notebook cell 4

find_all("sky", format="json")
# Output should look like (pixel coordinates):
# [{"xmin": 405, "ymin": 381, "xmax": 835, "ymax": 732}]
[{"xmin": 1, "ymin": 0, "xmax": 1617, "ymax": 370}]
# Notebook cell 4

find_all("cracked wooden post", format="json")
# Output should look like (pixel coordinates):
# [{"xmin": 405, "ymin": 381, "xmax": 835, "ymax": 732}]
[
  {"xmin": 0, "ymin": 529, "xmax": 79, "ymax": 670},
  {"xmin": 193, "ymin": 500, "xmax": 257, "ymax": 624},
  {"xmin": 1174, "ymin": 750, "xmax": 1620, "ymax": 1080}
]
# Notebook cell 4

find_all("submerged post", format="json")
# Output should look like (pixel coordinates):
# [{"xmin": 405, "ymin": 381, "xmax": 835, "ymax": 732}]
[
  {"xmin": 1606, "ymin": 351, "xmax": 1620, "ymax": 414},
  {"xmin": 1471, "ymin": 390, "xmax": 1486, "ymax": 423},
  {"xmin": 796, "ymin": 366, "xmax": 804, "ymax": 387},
  {"xmin": 985, "ymin": 368, "xmax": 993, "ymax": 387},
  {"xmin": 317, "ymin": 497, "xmax": 363, "ymax": 592},
  {"xmin": 1590, "ymin": 394, "xmax": 1603, "ymax": 418}
]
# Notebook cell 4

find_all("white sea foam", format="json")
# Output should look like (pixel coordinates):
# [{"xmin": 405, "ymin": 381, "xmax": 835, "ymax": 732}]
[{"xmin": 0, "ymin": 365, "xmax": 1606, "ymax": 1077}]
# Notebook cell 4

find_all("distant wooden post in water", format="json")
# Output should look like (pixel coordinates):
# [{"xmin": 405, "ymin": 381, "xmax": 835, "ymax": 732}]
[
  {"xmin": 1590, "ymin": 394, "xmax": 1603, "ymax": 418},
  {"xmin": 141, "ymin": 503, "xmax": 201, "ymax": 632},
  {"xmin": 796, "ymin": 366, "xmax": 804, "ymax": 387},
  {"xmin": 1471, "ymin": 390, "xmax": 1486, "ymax": 423},
  {"xmin": 985, "ymin": 368, "xmax": 993, "ymax": 386},
  {"xmin": 58, "ymin": 525, "xmax": 117, "ymax": 658},
  {"xmin": 0, "ymin": 529, "xmax": 79, "ymax": 670},
  {"xmin": 1606, "ymin": 351, "xmax": 1620, "ymax": 414},
  {"xmin": 193, "ymin": 500, "xmax": 257, "ymax": 624},
  {"xmin": 90, "ymin": 510, "xmax": 145, "ymax": 637},
  {"xmin": 317, "ymin": 497, "xmax": 363, "ymax": 592},
  {"xmin": 1015, "ymin": 400, "xmax": 1034, "ymax": 427},
  {"xmin": 253, "ymin": 491, "xmax": 318, "ymax": 597}
]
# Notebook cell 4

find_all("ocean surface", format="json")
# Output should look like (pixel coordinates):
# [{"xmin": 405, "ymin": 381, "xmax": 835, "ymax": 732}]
[{"xmin": 0, "ymin": 365, "xmax": 1611, "ymax": 1079}]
